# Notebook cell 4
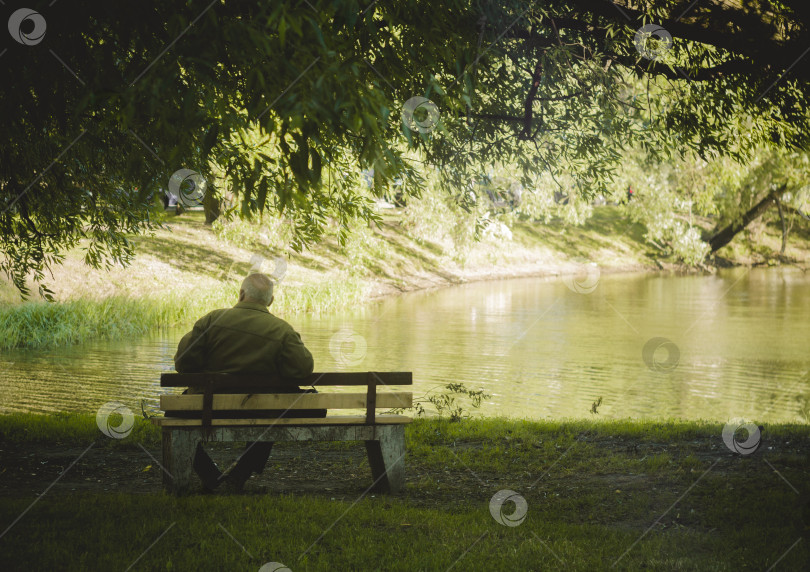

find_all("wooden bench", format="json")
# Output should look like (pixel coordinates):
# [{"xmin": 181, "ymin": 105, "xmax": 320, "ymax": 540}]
[{"xmin": 152, "ymin": 372, "xmax": 413, "ymax": 494}]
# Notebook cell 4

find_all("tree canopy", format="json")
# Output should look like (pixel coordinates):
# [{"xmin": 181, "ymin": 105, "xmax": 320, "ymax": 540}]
[{"xmin": 2, "ymin": 0, "xmax": 809, "ymax": 298}]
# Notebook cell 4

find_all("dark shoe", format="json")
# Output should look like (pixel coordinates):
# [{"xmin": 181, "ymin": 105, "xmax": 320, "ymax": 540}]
[
  {"xmin": 193, "ymin": 443, "xmax": 223, "ymax": 491},
  {"xmin": 221, "ymin": 442, "xmax": 273, "ymax": 491},
  {"xmin": 221, "ymin": 469, "xmax": 251, "ymax": 492}
]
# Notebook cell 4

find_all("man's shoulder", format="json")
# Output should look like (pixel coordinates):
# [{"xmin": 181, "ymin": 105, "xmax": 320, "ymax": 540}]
[
  {"xmin": 227, "ymin": 306, "xmax": 297, "ymax": 332},
  {"xmin": 202, "ymin": 306, "xmax": 299, "ymax": 337},
  {"xmin": 202, "ymin": 307, "xmax": 229, "ymax": 321},
  {"xmin": 265, "ymin": 312, "xmax": 297, "ymax": 332},
  {"xmin": 196, "ymin": 307, "xmax": 243, "ymax": 327}
]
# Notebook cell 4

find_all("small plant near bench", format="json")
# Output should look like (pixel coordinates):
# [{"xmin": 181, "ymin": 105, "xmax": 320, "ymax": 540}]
[{"xmin": 389, "ymin": 382, "xmax": 490, "ymax": 421}]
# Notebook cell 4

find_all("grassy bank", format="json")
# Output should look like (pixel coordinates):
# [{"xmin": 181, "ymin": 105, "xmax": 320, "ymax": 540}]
[
  {"xmin": 0, "ymin": 280, "xmax": 363, "ymax": 350},
  {"xmin": 0, "ymin": 414, "xmax": 808, "ymax": 570},
  {"xmin": 2, "ymin": 205, "xmax": 809, "ymax": 350}
]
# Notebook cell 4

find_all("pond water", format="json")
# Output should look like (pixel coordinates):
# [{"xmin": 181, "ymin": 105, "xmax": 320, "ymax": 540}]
[{"xmin": 1, "ymin": 267, "xmax": 808, "ymax": 422}]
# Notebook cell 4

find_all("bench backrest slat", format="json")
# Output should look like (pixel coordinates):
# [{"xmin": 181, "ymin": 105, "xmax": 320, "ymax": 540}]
[
  {"xmin": 160, "ymin": 372, "xmax": 413, "ymax": 388},
  {"xmin": 365, "ymin": 372, "xmax": 376, "ymax": 424}
]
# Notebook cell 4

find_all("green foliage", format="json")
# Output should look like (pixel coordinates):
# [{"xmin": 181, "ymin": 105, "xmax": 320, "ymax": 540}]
[
  {"xmin": 402, "ymin": 169, "xmax": 483, "ymax": 265},
  {"xmin": 4, "ymin": 0, "xmax": 810, "ymax": 298},
  {"xmin": 671, "ymin": 225, "xmax": 711, "ymax": 264},
  {"xmin": 341, "ymin": 223, "xmax": 398, "ymax": 275},
  {"xmin": 211, "ymin": 214, "xmax": 295, "ymax": 252},
  {"xmin": 617, "ymin": 149, "xmax": 711, "ymax": 263},
  {"xmin": 615, "ymin": 145, "xmax": 810, "ymax": 263}
]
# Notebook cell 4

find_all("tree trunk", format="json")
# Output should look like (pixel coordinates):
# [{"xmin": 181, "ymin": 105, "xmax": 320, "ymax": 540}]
[
  {"xmin": 709, "ymin": 184, "xmax": 787, "ymax": 253},
  {"xmin": 775, "ymin": 196, "xmax": 788, "ymax": 255},
  {"xmin": 203, "ymin": 185, "xmax": 221, "ymax": 225}
]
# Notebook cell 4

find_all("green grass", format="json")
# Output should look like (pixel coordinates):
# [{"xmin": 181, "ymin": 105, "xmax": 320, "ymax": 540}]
[
  {"xmin": 2, "ymin": 492, "xmax": 775, "ymax": 571},
  {"xmin": 0, "ymin": 412, "xmax": 160, "ymax": 447},
  {"xmin": 0, "ymin": 413, "xmax": 730, "ymax": 446},
  {"xmin": 2, "ymin": 412, "xmax": 807, "ymax": 447},
  {"xmin": 0, "ymin": 414, "xmax": 808, "ymax": 570},
  {"xmin": 0, "ymin": 278, "xmax": 364, "ymax": 350}
]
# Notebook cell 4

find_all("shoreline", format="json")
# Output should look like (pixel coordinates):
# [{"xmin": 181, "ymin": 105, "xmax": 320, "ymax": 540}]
[
  {"xmin": 361, "ymin": 261, "xmax": 652, "ymax": 302},
  {"xmin": 1, "ymin": 206, "xmax": 808, "ymax": 350},
  {"xmin": 361, "ymin": 258, "xmax": 721, "ymax": 303}
]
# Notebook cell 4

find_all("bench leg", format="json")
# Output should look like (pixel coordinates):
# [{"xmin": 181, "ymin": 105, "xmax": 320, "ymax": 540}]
[
  {"xmin": 365, "ymin": 425, "xmax": 405, "ymax": 493},
  {"xmin": 162, "ymin": 429, "xmax": 200, "ymax": 495}
]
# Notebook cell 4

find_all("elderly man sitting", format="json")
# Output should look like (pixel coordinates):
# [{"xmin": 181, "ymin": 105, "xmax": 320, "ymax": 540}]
[{"xmin": 171, "ymin": 272, "xmax": 323, "ymax": 491}]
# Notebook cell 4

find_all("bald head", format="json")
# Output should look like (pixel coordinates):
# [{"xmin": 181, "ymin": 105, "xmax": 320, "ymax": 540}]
[{"xmin": 239, "ymin": 273, "xmax": 274, "ymax": 306}]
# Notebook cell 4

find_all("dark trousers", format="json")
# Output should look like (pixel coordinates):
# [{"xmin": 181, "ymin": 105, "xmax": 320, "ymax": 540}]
[
  {"xmin": 168, "ymin": 387, "xmax": 325, "ymax": 490},
  {"xmin": 193, "ymin": 441, "xmax": 275, "ymax": 491}
]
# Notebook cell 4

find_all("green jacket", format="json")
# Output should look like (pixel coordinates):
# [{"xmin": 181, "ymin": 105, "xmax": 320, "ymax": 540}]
[{"xmin": 173, "ymin": 301, "xmax": 314, "ymax": 379}]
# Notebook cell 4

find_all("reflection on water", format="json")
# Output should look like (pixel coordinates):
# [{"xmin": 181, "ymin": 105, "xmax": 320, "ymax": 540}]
[{"xmin": 1, "ymin": 267, "xmax": 808, "ymax": 422}]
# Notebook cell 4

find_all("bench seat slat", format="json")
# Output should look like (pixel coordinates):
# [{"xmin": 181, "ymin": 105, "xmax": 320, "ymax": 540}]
[
  {"xmin": 160, "ymin": 392, "xmax": 412, "ymax": 410},
  {"xmin": 151, "ymin": 414, "xmax": 412, "ymax": 427}
]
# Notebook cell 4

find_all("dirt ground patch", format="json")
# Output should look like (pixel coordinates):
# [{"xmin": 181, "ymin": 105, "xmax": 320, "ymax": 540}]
[{"xmin": 2, "ymin": 433, "xmax": 807, "ymax": 536}]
